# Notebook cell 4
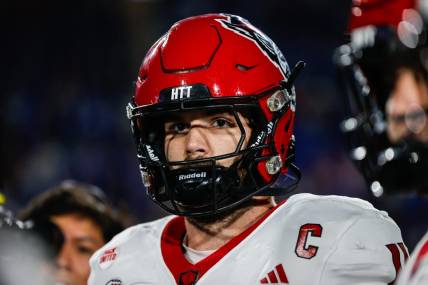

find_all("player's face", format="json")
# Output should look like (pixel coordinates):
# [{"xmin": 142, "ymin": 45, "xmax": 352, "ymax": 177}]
[
  {"xmin": 51, "ymin": 214, "xmax": 105, "ymax": 285},
  {"xmin": 164, "ymin": 110, "xmax": 252, "ymax": 166},
  {"xmin": 386, "ymin": 68, "xmax": 428, "ymax": 143}
]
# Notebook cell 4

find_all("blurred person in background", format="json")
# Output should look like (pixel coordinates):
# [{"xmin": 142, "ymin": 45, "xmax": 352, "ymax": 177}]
[
  {"xmin": 89, "ymin": 13, "xmax": 406, "ymax": 285},
  {"xmin": 19, "ymin": 179, "xmax": 126, "ymax": 285},
  {"xmin": 335, "ymin": 0, "xmax": 428, "ymax": 284},
  {"xmin": 0, "ymin": 205, "xmax": 61, "ymax": 285}
]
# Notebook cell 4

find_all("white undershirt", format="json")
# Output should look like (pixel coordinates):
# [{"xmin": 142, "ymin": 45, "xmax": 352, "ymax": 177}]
[{"xmin": 182, "ymin": 237, "xmax": 215, "ymax": 264}]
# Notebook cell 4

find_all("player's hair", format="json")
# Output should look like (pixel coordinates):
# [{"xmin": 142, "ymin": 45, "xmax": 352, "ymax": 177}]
[{"xmin": 19, "ymin": 180, "xmax": 125, "ymax": 242}]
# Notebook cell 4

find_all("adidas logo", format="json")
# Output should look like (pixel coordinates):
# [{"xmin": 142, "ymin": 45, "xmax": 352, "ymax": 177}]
[{"xmin": 260, "ymin": 264, "xmax": 288, "ymax": 284}]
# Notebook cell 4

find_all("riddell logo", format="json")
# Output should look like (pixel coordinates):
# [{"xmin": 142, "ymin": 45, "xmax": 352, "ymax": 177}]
[
  {"xmin": 178, "ymin": 172, "xmax": 207, "ymax": 181},
  {"xmin": 266, "ymin": 122, "xmax": 274, "ymax": 134},
  {"xmin": 146, "ymin": 145, "xmax": 159, "ymax": 161},
  {"xmin": 251, "ymin": 131, "xmax": 265, "ymax": 147}
]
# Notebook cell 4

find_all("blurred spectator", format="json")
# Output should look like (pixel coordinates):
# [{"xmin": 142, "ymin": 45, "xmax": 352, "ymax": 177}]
[
  {"xmin": 0, "ymin": 206, "xmax": 57, "ymax": 285},
  {"xmin": 19, "ymin": 180, "xmax": 127, "ymax": 285}
]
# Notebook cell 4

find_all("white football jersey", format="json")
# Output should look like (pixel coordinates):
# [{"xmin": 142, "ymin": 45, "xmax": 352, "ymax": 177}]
[
  {"xmin": 89, "ymin": 193, "xmax": 407, "ymax": 285},
  {"xmin": 396, "ymin": 231, "xmax": 428, "ymax": 285}
]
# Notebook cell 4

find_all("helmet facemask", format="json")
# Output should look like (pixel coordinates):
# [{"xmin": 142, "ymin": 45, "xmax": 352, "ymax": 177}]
[{"xmin": 128, "ymin": 90, "xmax": 300, "ymax": 217}]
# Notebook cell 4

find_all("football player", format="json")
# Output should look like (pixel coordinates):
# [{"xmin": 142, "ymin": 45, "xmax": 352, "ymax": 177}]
[
  {"xmin": 89, "ymin": 13, "xmax": 406, "ymax": 285},
  {"xmin": 334, "ymin": 0, "xmax": 428, "ymax": 284}
]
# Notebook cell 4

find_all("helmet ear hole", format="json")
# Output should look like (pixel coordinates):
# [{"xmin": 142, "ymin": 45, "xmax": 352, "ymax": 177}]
[
  {"xmin": 139, "ymin": 74, "xmax": 148, "ymax": 82},
  {"xmin": 284, "ymin": 118, "xmax": 292, "ymax": 132},
  {"xmin": 280, "ymin": 144, "xmax": 286, "ymax": 155}
]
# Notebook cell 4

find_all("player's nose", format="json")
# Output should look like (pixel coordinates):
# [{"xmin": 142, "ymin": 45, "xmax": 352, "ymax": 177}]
[{"xmin": 185, "ymin": 126, "xmax": 209, "ymax": 160}]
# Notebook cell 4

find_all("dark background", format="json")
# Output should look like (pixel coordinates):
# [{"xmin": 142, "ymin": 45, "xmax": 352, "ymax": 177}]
[{"xmin": 1, "ymin": 0, "xmax": 427, "ymax": 250}]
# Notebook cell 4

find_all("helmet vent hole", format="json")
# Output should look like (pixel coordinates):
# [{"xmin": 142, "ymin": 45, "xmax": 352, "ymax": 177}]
[
  {"xmin": 284, "ymin": 119, "xmax": 291, "ymax": 132},
  {"xmin": 138, "ymin": 74, "xmax": 148, "ymax": 82},
  {"xmin": 235, "ymin": 64, "xmax": 255, "ymax": 71}
]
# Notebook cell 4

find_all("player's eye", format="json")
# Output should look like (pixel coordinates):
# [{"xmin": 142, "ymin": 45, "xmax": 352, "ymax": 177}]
[
  {"xmin": 168, "ymin": 122, "xmax": 189, "ymax": 134},
  {"xmin": 212, "ymin": 117, "xmax": 234, "ymax": 128}
]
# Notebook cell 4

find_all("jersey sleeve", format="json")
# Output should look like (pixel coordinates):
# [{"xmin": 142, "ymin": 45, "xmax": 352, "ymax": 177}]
[
  {"xmin": 88, "ymin": 246, "xmax": 109, "ymax": 285},
  {"xmin": 320, "ymin": 211, "xmax": 407, "ymax": 285},
  {"xmin": 87, "ymin": 225, "xmax": 134, "ymax": 285},
  {"xmin": 395, "ymin": 232, "xmax": 428, "ymax": 285}
]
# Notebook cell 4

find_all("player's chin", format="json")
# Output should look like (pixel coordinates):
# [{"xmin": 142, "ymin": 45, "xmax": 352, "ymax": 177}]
[{"xmin": 187, "ymin": 198, "xmax": 253, "ymax": 226}]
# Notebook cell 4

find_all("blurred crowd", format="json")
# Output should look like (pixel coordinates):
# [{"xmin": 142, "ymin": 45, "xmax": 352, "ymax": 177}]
[{"xmin": 2, "ymin": 0, "xmax": 428, "ymax": 263}]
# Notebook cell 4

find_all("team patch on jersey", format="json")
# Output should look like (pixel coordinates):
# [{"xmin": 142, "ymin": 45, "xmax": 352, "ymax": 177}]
[
  {"xmin": 179, "ymin": 270, "xmax": 199, "ymax": 285},
  {"xmin": 105, "ymin": 279, "xmax": 122, "ymax": 285},
  {"xmin": 99, "ymin": 247, "xmax": 119, "ymax": 270}
]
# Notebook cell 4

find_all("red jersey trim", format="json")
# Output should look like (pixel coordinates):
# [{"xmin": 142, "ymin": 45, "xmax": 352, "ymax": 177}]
[
  {"xmin": 160, "ymin": 201, "xmax": 285, "ymax": 284},
  {"xmin": 411, "ymin": 237, "xmax": 428, "ymax": 277}
]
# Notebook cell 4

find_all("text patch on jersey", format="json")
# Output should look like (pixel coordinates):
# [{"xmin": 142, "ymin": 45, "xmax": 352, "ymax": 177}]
[
  {"xmin": 159, "ymin": 84, "xmax": 211, "ymax": 102},
  {"xmin": 99, "ymin": 247, "xmax": 119, "ymax": 270}
]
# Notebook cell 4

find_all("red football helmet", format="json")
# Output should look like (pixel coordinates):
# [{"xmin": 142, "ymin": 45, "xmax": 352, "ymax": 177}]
[
  {"xmin": 335, "ymin": 0, "xmax": 428, "ymax": 196},
  {"xmin": 127, "ymin": 14, "xmax": 304, "ymax": 216}
]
